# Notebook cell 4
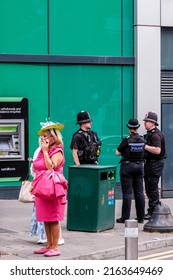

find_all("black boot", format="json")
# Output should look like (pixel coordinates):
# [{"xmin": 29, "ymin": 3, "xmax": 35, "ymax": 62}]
[{"xmin": 116, "ymin": 218, "xmax": 126, "ymax": 223}]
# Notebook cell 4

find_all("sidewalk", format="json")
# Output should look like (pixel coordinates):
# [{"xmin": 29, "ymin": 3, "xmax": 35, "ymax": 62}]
[{"xmin": 0, "ymin": 199, "xmax": 173, "ymax": 260}]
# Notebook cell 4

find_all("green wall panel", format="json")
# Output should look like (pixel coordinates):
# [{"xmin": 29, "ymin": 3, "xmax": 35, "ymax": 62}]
[
  {"xmin": 0, "ymin": 64, "xmax": 134, "ymax": 183},
  {"xmin": 122, "ymin": 66, "xmax": 134, "ymax": 135},
  {"xmin": 122, "ymin": 0, "xmax": 134, "ymax": 56},
  {"xmin": 0, "ymin": 0, "xmax": 134, "ymax": 56},
  {"xmin": 0, "ymin": 63, "xmax": 48, "ymax": 159},
  {"xmin": 50, "ymin": 0, "xmax": 121, "ymax": 55},
  {"xmin": 0, "ymin": 0, "xmax": 48, "ymax": 54},
  {"xmin": 49, "ymin": 65, "xmax": 125, "ymax": 177}
]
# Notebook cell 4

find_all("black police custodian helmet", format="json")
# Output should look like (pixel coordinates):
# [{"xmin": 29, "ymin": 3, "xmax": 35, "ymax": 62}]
[
  {"xmin": 143, "ymin": 111, "xmax": 158, "ymax": 126},
  {"xmin": 127, "ymin": 118, "xmax": 140, "ymax": 129},
  {"xmin": 76, "ymin": 111, "xmax": 92, "ymax": 125}
]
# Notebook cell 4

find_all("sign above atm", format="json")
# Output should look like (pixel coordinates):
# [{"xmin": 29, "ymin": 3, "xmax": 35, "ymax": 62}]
[{"xmin": 0, "ymin": 97, "xmax": 28, "ymax": 119}]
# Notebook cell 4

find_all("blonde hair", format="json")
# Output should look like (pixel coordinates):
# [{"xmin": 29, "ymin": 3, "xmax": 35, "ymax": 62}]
[{"xmin": 50, "ymin": 128, "xmax": 64, "ymax": 146}]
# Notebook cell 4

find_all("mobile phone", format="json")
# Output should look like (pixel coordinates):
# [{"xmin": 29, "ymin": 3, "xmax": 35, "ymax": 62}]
[{"xmin": 47, "ymin": 136, "xmax": 55, "ymax": 147}]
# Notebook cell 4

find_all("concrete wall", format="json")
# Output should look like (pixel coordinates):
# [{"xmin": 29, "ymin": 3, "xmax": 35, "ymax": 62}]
[
  {"xmin": 161, "ymin": 0, "xmax": 173, "ymax": 27},
  {"xmin": 134, "ymin": 0, "xmax": 161, "ymax": 133},
  {"xmin": 134, "ymin": 0, "xmax": 173, "ymax": 133}
]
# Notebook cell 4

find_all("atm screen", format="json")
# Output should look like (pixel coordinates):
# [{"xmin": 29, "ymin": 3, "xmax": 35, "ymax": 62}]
[
  {"xmin": 0, "ymin": 125, "xmax": 18, "ymax": 133},
  {"xmin": 0, "ymin": 120, "xmax": 24, "ymax": 160}
]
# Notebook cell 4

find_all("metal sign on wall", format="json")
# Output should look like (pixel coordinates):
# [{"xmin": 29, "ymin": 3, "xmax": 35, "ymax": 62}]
[{"xmin": 0, "ymin": 97, "xmax": 28, "ymax": 181}]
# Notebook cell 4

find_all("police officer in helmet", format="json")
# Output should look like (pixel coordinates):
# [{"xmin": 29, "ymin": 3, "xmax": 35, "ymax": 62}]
[
  {"xmin": 116, "ymin": 118, "xmax": 145, "ymax": 223},
  {"xmin": 143, "ymin": 111, "xmax": 166, "ymax": 220},
  {"xmin": 70, "ymin": 111, "xmax": 101, "ymax": 165}
]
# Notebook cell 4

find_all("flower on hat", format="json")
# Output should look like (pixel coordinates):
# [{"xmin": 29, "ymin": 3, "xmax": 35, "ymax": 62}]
[{"xmin": 37, "ymin": 119, "xmax": 64, "ymax": 136}]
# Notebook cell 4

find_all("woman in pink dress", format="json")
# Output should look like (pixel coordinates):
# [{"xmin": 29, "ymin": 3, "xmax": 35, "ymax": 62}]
[{"xmin": 30, "ymin": 121, "xmax": 68, "ymax": 257}]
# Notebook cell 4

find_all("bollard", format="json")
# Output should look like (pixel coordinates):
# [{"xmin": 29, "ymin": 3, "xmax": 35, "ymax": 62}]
[
  {"xmin": 143, "ymin": 202, "xmax": 173, "ymax": 233},
  {"xmin": 125, "ymin": 219, "xmax": 138, "ymax": 260}
]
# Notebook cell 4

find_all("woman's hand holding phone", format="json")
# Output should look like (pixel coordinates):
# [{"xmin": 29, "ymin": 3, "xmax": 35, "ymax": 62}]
[{"xmin": 41, "ymin": 139, "xmax": 49, "ymax": 153}]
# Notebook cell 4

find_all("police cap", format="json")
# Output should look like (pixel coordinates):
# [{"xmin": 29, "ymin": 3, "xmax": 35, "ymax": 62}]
[
  {"xmin": 127, "ymin": 118, "xmax": 140, "ymax": 129},
  {"xmin": 143, "ymin": 111, "xmax": 158, "ymax": 126},
  {"xmin": 76, "ymin": 111, "xmax": 92, "ymax": 125}
]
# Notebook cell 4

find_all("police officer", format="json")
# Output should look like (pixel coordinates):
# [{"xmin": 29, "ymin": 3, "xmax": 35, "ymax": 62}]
[
  {"xmin": 116, "ymin": 119, "xmax": 145, "ymax": 223},
  {"xmin": 70, "ymin": 111, "xmax": 102, "ymax": 165},
  {"xmin": 143, "ymin": 111, "xmax": 166, "ymax": 220}
]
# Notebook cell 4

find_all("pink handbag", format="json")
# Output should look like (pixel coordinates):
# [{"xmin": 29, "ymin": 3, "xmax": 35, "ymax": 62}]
[
  {"xmin": 33, "ymin": 170, "xmax": 56, "ymax": 200},
  {"xmin": 33, "ymin": 169, "xmax": 68, "ymax": 201}
]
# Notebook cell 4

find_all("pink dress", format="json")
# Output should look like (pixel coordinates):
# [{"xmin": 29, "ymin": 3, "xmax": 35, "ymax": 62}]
[{"xmin": 33, "ymin": 145, "xmax": 68, "ymax": 222}]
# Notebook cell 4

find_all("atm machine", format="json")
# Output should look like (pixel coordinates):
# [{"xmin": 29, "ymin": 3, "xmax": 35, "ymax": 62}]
[{"xmin": 0, "ymin": 97, "xmax": 28, "ymax": 181}]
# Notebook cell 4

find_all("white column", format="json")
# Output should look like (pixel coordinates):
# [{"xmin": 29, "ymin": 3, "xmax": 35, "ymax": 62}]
[
  {"xmin": 161, "ymin": 0, "xmax": 173, "ymax": 27},
  {"xmin": 134, "ymin": 0, "xmax": 161, "ymax": 133}
]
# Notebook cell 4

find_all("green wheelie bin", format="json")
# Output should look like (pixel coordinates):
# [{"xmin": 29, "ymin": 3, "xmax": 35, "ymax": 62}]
[{"xmin": 67, "ymin": 165, "xmax": 116, "ymax": 232}]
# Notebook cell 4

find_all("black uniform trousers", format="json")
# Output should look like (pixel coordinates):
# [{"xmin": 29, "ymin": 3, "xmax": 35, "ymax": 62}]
[
  {"xmin": 144, "ymin": 159, "xmax": 164, "ymax": 215},
  {"xmin": 120, "ymin": 162, "xmax": 145, "ymax": 220}
]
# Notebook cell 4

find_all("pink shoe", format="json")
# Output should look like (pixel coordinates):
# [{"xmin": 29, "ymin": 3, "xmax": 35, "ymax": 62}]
[
  {"xmin": 34, "ymin": 247, "xmax": 50, "ymax": 254},
  {"xmin": 44, "ymin": 249, "xmax": 61, "ymax": 257}
]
